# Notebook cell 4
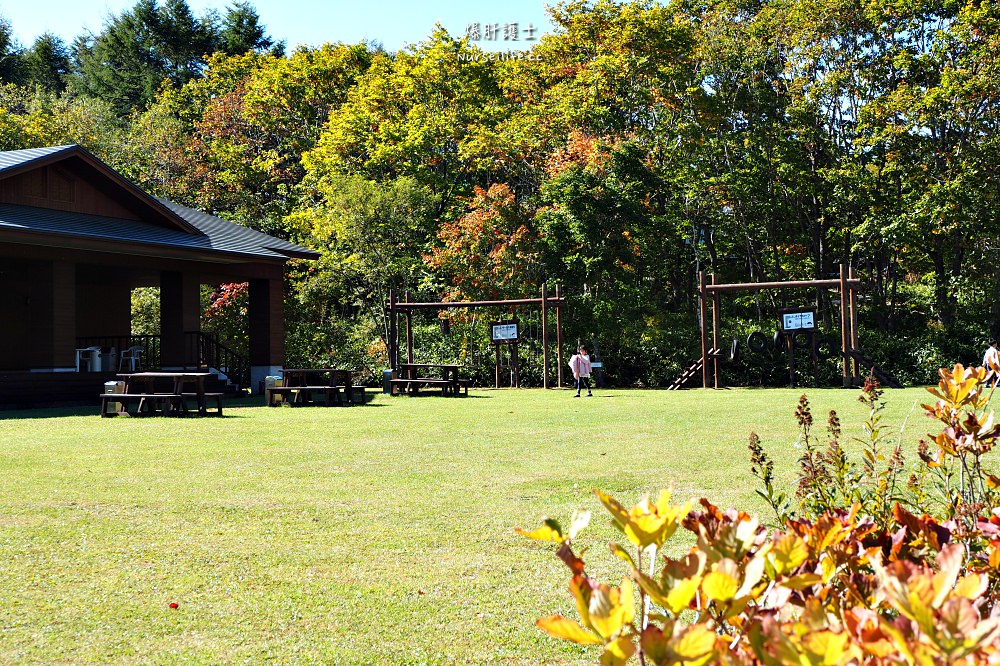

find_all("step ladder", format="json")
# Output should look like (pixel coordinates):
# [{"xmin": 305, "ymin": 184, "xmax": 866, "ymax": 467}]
[{"xmin": 668, "ymin": 348, "xmax": 722, "ymax": 390}]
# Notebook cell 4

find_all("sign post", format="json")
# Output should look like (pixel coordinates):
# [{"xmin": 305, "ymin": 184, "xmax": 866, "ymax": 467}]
[{"xmin": 490, "ymin": 320, "xmax": 520, "ymax": 388}]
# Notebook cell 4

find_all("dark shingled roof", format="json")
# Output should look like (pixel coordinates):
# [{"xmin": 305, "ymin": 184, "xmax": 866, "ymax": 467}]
[{"xmin": 0, "ymin": 145, "xmax": 319, "ymax": 261}]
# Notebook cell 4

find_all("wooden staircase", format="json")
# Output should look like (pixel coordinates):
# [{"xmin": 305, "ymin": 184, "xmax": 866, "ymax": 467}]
[
  {"xmin": 846, "ymin": 348, "xmax": 902, "ymax": 389},
  {"xmin": 668, "ymin": 348, "xmax": 722, "ymax": 390}
]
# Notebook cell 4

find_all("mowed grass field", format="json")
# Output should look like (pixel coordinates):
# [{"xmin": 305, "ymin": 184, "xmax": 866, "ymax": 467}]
[{"xmin": 0, "ymin": 386, "xmax": 933, "ymax": 664}]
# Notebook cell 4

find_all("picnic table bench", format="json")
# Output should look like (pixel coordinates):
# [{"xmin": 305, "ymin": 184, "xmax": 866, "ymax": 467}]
[
  {"xmin": 267, "ymin": 369, "xmax": 362, "ymax": 406},
  {"xmin": 390, "ymin": 364, "xmax": 467, "ymax": 396},
  {"xmin": 101, "ymin": 372, "xmax": 223, "ymax": 417}
]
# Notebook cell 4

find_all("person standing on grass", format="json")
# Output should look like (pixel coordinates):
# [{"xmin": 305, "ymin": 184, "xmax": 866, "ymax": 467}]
[
  {"xmin": 985, "ymin": 338, "xmax": 999, "ymax": 384},
  {"xmin": 569, "ymin": 345, "xmax": 593, "ymax": 397}
]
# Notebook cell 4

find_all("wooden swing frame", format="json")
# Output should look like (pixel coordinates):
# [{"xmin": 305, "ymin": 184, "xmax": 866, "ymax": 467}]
[
  {"xmin": 698, "ymin": 265, "xmax": 862, "ymax": 388},
  {"xmin": 386, "ymin": 285, "xmax": 567, "ymax": 388}
]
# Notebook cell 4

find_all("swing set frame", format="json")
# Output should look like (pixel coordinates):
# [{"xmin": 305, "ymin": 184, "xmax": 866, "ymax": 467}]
[
  {"xmin": 386, "ymin": 285, "xmax": 567, "ymax": 388},
  {"xmin": 698, "ymin": 264, "xmax": 863, "ymax": 388}
]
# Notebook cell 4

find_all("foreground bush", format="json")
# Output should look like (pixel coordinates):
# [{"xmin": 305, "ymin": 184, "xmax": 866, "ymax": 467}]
[{"xmin": 520, "ymin": 364, "xmax": 1000, "ymax": 665}]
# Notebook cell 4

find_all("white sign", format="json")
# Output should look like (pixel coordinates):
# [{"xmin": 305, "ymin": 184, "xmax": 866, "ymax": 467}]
[
  {"xmin": 782, "ymin": 311, "xmax": 815, "ymax": 331},
  {"xmin": 492, "ymin": 323, "xmax": 518, "ymax": 341}
]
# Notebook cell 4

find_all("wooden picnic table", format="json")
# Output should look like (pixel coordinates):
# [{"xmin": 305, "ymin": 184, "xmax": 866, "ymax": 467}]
[
  {"xmin": 392, "ymin": 363, "xmax": 466, "ymax": 396},
  {"xmin": 105, "ymin": 371, "xmax": 220, "ymax": 417},
  {"xmin": 268, "ymin": 368, "xmax": 360, "ymax": 406}
]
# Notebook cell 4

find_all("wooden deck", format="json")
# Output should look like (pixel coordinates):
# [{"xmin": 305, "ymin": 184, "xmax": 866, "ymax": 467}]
[{"xmin": 0, "ymin": 371, "xmax": 236, "ymax": 410}]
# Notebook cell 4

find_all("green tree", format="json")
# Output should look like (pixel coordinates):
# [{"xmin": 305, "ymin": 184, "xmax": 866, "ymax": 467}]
[
  {"xmin": 0, "ymin": 15, "xmax": 24, "ymax": 84},
  {"xmin": 215, "ymin": 1, "xmax": 284, "ymax": 56},
  {"xmin": 23, "ymin": 33, "xmax": 71, "ymax": 93}
]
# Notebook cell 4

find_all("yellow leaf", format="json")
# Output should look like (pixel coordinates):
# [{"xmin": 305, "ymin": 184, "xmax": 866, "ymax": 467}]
[
  {"xmin": 770, "ymin": 533, "xmax": 809, "ymax": 575},
  {"xmin": 672, "ymin": 623, "xmax": 717, "ymax": 662},
  {"xmin": 588, "ymin": 584, "xmax": 628, "ymax": 640},
  {"xmin": 779, "ymin": 573, "xmax": 823, "ymax": 590},
  {"xmin": 620, "ymin": 577, "xmax": 635, "ymax": 626},
  {"xmin": 820, "ymin": 554, "xmax": 837, "ymax": 584},
  {"xmin": 600, "ymin": 635, "xmax": 636, "ymax": 666},
  {"xmin": 610, "ymin": 542, "xmax": 637, "ymax": 569},
  {"xmin": 953, "ymin": 574, "xmax": 986, "ymax": 600},
  {"xmin": 702, "ymin": 571, "xmax": 739, "ymax": 603},
  {"xmin": 988, "ymin": 474, "xmax": 1000, "ymax": 490},
  {"xmin": 665, "ymin": 575, "xmax": 702, "ymax": 615},
  {"xmin": 595, "ymin": 489, "xmax": 630, "ymax": 530},
  {"xmin": 802, "ymin": 631, "xmax": 851, "ymax": 665},
  {"xmin": 516, "ymin": 523, "xmax": 564, "ymax": 543},
  {"xmin": 625, "ymin": 511, "xmax": 669, "ymax": 548},
  {"xmin": 537, "ymin": 615, "xmax": 603, "ymax": 645}
]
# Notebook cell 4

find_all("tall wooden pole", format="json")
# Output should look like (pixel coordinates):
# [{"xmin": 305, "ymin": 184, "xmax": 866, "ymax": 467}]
[
  {"xmin": 555, "ymin": 284, "xmax": 564, "ymax": 388},
  {"xmin": 495, "ymin": 343, "xmax": 501, "ymax": 389},
  {"xmin": 711, "ymin": 274, "xmax": 721, "ymax": 389},
  {"xmin": 839, "ymin": 264, "xmax": 850, "ymax": 387},
  {"xmin": 699, "ymin": 271, "xmax": 709, "ymax": 388},
  {"xmin": 405, "ymin": 313, "xmax": 413, "ymax": 364},
  {"xmin": 541, "ymin": 283, "xmax": 549, "ymax": 389},
  {"xmin": 848, "ymin": 265, "xmax": 859, "ymax": 382},
  {"xmin": 388, "ymin": 289, "xmax": 397, "ymax": 371},
  {"xmin": 513, "ymin": 342, "xmax": 520, "ymax": 388}
]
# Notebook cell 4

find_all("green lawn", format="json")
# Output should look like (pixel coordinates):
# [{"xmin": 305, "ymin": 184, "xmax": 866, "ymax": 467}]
[{"xmin": 0, "ymin": 386, "xmax": 933, "ymax": 664}]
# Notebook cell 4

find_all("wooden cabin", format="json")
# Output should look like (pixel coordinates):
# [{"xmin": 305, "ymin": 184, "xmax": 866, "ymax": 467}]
[{"xmin": 0, "ymin": 145, "xmax": 319, "ymax": 408}]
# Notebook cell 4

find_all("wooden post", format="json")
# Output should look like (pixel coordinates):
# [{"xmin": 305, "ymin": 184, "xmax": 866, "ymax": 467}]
[
  {"xmin": 711, "ymin": 274, "xmax": 720, "ymax": 389},
  {"xmin": 388, "ymin": 289, "xmax": 397, "ymax": 370},
  {"xmin": 405, "ymin": 310, "xmax": 413, "ymax": 364},
  {"xmin": 495, "ymin": 343, "xmax": 501, "ymax": 389},
  {"xmin": 699, "ymin": 271, "xmax": 709, "ymax": 388},
  {"xmin": 541, "ymin": 283, "xmax": 549, "ymax": 389},
  {"xmin": 839, "ymin": 265, "xmax": 849, "ymax": 387},
  {"xmin": 848, "ymin": 265, "xmax": 859, "ymax": 382},
  {"xmin": 555, "ymin": 284, "xmax": 564, "ymax": 388},
  {"xmin": 512, "ymin": 342, "xmax": 520, "ymax": 388},
  {"xmin": 811, "ymin": 331, "xmax": 819, "ymax": 387},
  {"xmin": 786, "ymin": 334, "xmax": 796, "ymax": 388}
]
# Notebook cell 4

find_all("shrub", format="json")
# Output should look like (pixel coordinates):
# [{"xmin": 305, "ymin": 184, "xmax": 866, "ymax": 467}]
[{"xmin": 519, "ymin": 363, "xmax": 1000, "ymax": 665}]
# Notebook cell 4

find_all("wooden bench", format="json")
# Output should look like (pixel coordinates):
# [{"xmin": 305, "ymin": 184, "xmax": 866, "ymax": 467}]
[
  {"xmin": 389, "ymin": 378, "xmax": 458, "ymax": 396},
  {"xmin": 100, "ymin": 393, "xmax": 183, "ymax": 417},
  {"xmin": 456, "ymin": 378, "xmax": 472, "ymax": 395},
  {"xmin": 267, "ymin": 385, "xmax": 344, "ymax": 406},
  {"xmin": 181, "ymin": 392, "xmax": 225, "ymax": 416}
]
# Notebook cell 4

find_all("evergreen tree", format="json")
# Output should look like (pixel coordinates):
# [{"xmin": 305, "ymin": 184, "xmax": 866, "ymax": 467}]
[
  {"xmin": 217, "ymin": 1, "xmax": 284, "ymax": 56},
  {"xmin": 24, "ymin": 33, "xmax": 71, "ymax": 93},
  {"xmin": 0, "ymin": 15, "xmax": 25, "ymax": 84}
]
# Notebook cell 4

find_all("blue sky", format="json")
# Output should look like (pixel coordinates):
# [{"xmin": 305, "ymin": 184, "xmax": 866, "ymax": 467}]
[{"xmin": 1, "ymin": 0, "xmax": 555, "ymax": 52}]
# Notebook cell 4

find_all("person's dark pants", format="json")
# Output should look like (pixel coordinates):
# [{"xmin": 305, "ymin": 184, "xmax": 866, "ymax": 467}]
[{"xmin": 575, "ymin": 376, "xmax": 592, "ymax": 394}]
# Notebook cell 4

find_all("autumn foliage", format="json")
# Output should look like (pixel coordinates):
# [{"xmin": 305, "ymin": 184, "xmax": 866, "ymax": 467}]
[{"xmin": 520, "ymin": 364, "xmax": 1000, "ymax": 665}]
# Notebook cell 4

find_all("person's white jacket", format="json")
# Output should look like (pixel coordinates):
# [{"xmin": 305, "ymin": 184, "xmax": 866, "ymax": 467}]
[{"xmin": 569, "ymin": 353, "xmax": 592, "ymax": 378}]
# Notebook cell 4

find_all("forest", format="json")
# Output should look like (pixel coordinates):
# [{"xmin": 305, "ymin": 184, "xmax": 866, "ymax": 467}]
[{"xmin": 1, "ymin": 0, "xmax": 997, "ymax": 387}]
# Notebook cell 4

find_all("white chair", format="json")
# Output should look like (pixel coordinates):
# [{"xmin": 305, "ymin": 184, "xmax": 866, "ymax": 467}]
[
  {"xmin": 119, "ymin": 345, "xmax": 143, "ymax": 372},
  {"xmin": 76, "ymin": 346, "xmax": 102, "ymax": 372}
]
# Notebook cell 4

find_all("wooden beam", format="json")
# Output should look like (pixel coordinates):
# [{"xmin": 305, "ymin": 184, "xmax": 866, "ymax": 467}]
[
  {"xmin": 405, "ymin": 306, "xmax": 413, "ymax": 365},
  {"xmin": 706, "ymin": 278, "xmax": 860, "ymax": 293},
  {"xmin": 849, "ymin": 266, "xmax": 859, "ymax": 381},
  {"xmin": 388, "ymin": 289, "xmax": 397, "ymax": 371},
  {"xmin": 395, "ymin": 297, "xmax": 565, "ymax": 309},
  {"xmin": 555, "ymin": 284, "xmax": 564, "ymax": 388},
  {"xmin": 711, "ymin": 274, "xmax": 720, "ymax": 389},
  {"xmin": 699, "ymin": 271, "xmax": 708, "ymax": 388},
  {"xmin": 839, "ymin": 265, "xmax": 850, "ymax": 387},
  {"xmin": 541, "ymin": 285, "xmax": 550, "ymax": 388}
]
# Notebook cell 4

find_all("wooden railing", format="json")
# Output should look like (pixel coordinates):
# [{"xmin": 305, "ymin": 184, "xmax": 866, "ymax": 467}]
[
  {"xmin": 184, "ymin": 332, "xmax": 250, "ymax": 390},
  {"xmin": 75, "ymin": 335, "xmax": 162, "ymax": 371},
  {"xmin": 75, "ymin": 332, "xmax": 249, "ymax": 389}
]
